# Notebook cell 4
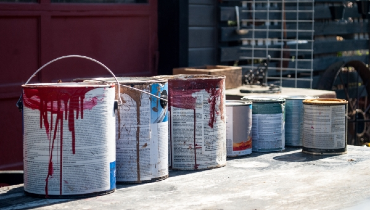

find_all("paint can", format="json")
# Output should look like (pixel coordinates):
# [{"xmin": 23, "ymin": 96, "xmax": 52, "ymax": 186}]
[
  {"xmin": 242, "ymin": 96, "xmax": 285, "ymax": 152},
  {"xmin": 21, "ymin": 56, "xmax": 118, "ymax": 198},
  {"xmin": 302, "ymin": 98, "xmax": 348, "ymax": 155},
  {"xmin": 105, "ymin": 77, "xmax": 169, "ymax": 183},
  {"xmin": 226, "ymin": 100, "xmax": 253, "ymax": 157},
  {"xmin": 285, "ymin": 96, "xmax": 315, "ymax": 147},
  {"xmin": 168, "ymin": 75, "xmax": 226, "ymax": 170}
]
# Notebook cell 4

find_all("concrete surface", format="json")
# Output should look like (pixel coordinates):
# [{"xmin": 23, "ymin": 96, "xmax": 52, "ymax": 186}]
[
  {"xmin": 1, "ymin": 145, "xmax": 370, "ymax": 210},
  {"xmin": 225, "ymin": 85, "xmax": 336, "ymax": 100}
]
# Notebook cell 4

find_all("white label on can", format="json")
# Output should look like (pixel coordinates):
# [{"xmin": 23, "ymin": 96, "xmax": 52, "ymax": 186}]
[
  {"xmin": 116, "ymin": 92, "xmax": 151, "ymax": 182},
  {"xmin": 226, "ymin": 107, "xmax": 233, "ymax": 155},
  {"xmin": 171, "ymin": 90, "xmax": 226, "ymax": 170},
  {"xmin": 116, "ymin": 86, "xmax": 168, "ymax": 182},
  {"xmin": 23, "ymin": 87, "xmax": 116, "ymax": 195},
  {"xmin": 252, "ymin": 113, "xmax": 284, "ymax": 151},
  {"xmin": 303, "ymin": 105, "xmax": 346, "ymax": 149}
]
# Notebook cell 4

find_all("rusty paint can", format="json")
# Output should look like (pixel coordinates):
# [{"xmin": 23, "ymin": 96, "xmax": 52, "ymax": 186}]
[
  {"xmin": 242, "ymin": 96, "xmax": 285, "ymax": 152},
  {"xmin": 22, "ymin": 82, "xmax": 116, "ymax": 198},
  {"xmin": 110, "ymin": 77, "xmax": 169, "ymax": 183},
  {"xmin": 285, "ymin": 96, "xmax": 315, "ymax": 147},
  {"xmin": 226, "ymin": 100, "xmax": 252, "ymax": 157},
  {"xmin": 302, "ymin": 98, "xmax": 348, "ymax": 155},
  {"xmin": 168, "ymin": 75, "xmax": 226, "ymax": 170}
]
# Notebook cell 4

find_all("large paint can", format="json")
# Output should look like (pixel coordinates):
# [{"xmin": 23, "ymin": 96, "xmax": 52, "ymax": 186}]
[
  {"xmin": 22, "ymin": 82, "xmax": 116, "ymax": 198},
  {"xmin": 110, "ymin": 77, "xmax": 169, "ymax": 183},
  {"xmin": 242, "ymin": 96, "xmax": 285, "ymax": 152},
  {"xmin": 226, "ymin": 100, "xmax": 252, "ymax": 157},
  {"xmin": 21, "ymin": 55, "xmax": 118, "ymax": 198},
  {"xmin": 285, "ymin": 96, "xmax": 315, "ymax": 147},
  {"xmin": 169, "ymin": 75, "xmax": 226, "ymax": 170},
  {"xmin": 302, "ymin": 98, "xmax": 348, "ymax": 155}
]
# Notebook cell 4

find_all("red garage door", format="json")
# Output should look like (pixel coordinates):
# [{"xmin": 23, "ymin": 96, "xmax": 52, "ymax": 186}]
[{"xmin": 0, "ymin": 0, "xmax": 158, "ymax": 170}]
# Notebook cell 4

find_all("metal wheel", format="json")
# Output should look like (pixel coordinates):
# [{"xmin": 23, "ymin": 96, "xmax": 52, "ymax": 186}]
[{"xmin": 317, "ymin": 60, "xmax": 370, "ymax": 145}]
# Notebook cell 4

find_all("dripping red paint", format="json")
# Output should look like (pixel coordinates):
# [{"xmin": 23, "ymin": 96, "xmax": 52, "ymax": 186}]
[
  {"xmin": 168, "ymin": 78, "xmax": 224, "ymax": 128},
  {"xmin": 23, "ymin": 86, "xmax": 99, "ymax": 196}
]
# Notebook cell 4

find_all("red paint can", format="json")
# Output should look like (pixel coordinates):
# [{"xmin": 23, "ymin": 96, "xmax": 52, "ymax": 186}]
[{"xmin": 168, "ymin": 75, "xmax": 226, "ymax": 170}]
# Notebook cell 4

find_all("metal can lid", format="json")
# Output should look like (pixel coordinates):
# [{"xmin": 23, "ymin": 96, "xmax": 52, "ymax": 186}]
[
  {"xmin": 169, "ymin": 74, "xmax": 226, "ymax": 80},
  {"xmin": 226, "ymin": 100, "xmax": 252, "ymax": 106},
  {"xmin": 303, "ymin": 98, "xmax": 347, "ymax": 105},
  {"xmin": 73, "ymin": 77, "xmax": 167, "ymax": 84},
  {"xmin": 22, "ymin": 82, "xmax": 112, "ymax": 88},
  {"xmin": 285, "ymin": 95, "xmax": 317, "ymax": 100},
  {"xmin": 242, "ymin": 96, "xmax": 285, "ymax": 103}
]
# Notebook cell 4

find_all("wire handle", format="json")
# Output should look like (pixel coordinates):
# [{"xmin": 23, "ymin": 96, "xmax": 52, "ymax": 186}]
[{"xmin": 24, "ymin": 55, "xmax": 123, "ymax": 105}]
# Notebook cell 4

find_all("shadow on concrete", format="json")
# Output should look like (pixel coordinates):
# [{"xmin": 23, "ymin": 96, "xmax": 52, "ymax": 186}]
[
  {"xmin": 273, "ymin": 151, "xmax": 341, "ymax": 162},
  {"xmin": 0, "ymin": 185, "xmax": 73, "ymax": 209}
]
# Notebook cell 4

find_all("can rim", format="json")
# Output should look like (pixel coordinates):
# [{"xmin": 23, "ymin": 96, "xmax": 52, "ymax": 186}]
[
  {"xmin": 285, "ymin": 95, "xmax": 317, "ymax": 100},
  {"xmin": 169, "ymin": 74, "xmax": 226, "ymax": 80},
  {"xmin": 22, "ymin": 82, "xmax": 112, "ymax": 88},
  {"xmin": 226, "ymin": 100, "xmax": 252, "ymax": 106},
  {"xmin": 242, "ymin": 96, "xmax": 285, "ymax": 102},
  {"xmin": 74, "ymin": 77, "xmax": 167, "ymax": 84},
  {"xmin": 303, "ymin": 98, "xmax": 347, "ymax": 105}
]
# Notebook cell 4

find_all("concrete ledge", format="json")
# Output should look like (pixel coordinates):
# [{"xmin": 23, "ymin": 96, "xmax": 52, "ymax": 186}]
[{"xmin": 1, "ymin": 145, "xmax": 370, "ymax": 210}]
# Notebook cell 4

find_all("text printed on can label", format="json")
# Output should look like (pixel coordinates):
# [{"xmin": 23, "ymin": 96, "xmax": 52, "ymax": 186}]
[{"xmin": 303, "ymin": 105, "xmax": 346, "ymax": 149}]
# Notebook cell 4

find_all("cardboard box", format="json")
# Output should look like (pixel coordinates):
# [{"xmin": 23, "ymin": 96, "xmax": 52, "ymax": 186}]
[{"xmin": 173, "ymin": 65, "xmax": 242, "ymax": 89}]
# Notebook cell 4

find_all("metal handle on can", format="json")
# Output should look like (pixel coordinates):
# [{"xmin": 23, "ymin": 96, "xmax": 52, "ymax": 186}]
[
  {"xmin": 17, "ymin": 55, "xmax": 168, "ymax": 112},
  {"xmin": 17, "ymin": 55, "xmax": 123, "ymax": 111}
]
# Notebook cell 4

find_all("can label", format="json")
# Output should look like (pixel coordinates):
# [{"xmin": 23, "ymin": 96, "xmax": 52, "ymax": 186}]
[
  {"xmin": 116, "ymin": 83, "xmax": 168, "ymax": 182},
  {"xmin": 23, "ymin": 87, "xmax": 116, "ymax": 196},
  {"xmin": 303, "ymin": 105, "xmax": 346, "ymax": 149},
  {"xmin": 170, "ymin": 79, "xmax": 226, "ymax": 170},
  {"xmin": 252, "ymin": 103, "xmax": 285, "ymax": 152},
  {"xmin": 226, "ymin": 105, "xmax": 252, "ymax": 157},
  {"xmin": 285, "ymin": 99, "xmax": 304, "ymax": 146}
]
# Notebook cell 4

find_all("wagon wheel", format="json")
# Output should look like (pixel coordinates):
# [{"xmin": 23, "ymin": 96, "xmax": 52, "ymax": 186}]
[{"xmin": 317, "ymin": 60, "xmax": 370, "ymax": 145}]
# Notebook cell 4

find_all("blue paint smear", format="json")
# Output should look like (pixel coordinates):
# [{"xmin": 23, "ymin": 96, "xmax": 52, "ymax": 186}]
[
  {"xmin": 150, "ymin": 83, "xmax": 168, "ymax": 123},
  {"xmin": 110, "ymin": 161, "xmax": 116, "ymax": 190}
]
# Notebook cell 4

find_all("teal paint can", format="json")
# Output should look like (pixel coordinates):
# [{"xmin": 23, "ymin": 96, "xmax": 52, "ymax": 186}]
[
  {"xmin": 242, "ymin": 96, "xmax": 285, "ymax": 152},
  {"xmin": 285, "ymin": 96, "xmax": 315, "ymax": 147}
]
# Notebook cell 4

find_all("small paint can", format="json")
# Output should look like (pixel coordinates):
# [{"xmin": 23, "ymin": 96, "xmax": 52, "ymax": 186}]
[
  {"xmin": 169, "ymin": 75, "xmax": 226, "ymax": 170},
  {"xmin": 104, "ymin": 77, "xmax": 169, "ymax": 183},
  {"xmin": 22, "ymin": 82, "xmax": 116, "ymax": 198},
  {"xmin": 302, "ymin": 98, "xmax": 348, "ymax": 155},
  {"xmin": 242, "ymin": 96, "xmax": 285, "ymax": 152},
  {"xmin": 285, "ymin": 96, "xmax": 315, "ymax": 147},
  {"xmin": 226, "ymin": 100, "xmax": 253, "ymax": 157}
]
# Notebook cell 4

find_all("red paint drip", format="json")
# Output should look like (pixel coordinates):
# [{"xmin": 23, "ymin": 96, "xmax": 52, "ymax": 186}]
[
  {"xmin": 168, "ymin": 78, "xmax": 224, "ymax": 128},
  {"xmin": 23, "ymin": 86, "xmax": 99, "ymax": 197},
  {"xmin": 193, "ymin": 109, "xmax": 198, "ymax": 170}
]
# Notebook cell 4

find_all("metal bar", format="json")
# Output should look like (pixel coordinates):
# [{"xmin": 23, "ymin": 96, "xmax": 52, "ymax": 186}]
[
  {"xmin": 240, "ymin": 47, "xmax": 313, "ymax": 52},
  {"xmin": 295, "ymin": 0, "xmax": 299, "ymax": 88},
  {"xmin": 224, "ymin": 0, "xmax": 314, "ymax": 2},
  {"xmin": 243, "ymin": 29, "xmax": 314, "ymax": 32},
  {"xmin": 240, "ymin": 19, "xmax": 314, "ymax": 22},
  {"xmin": 267, "ymin": 77, "xmax": 313, "ymax": 81},
  {"xmin": 241, "ymin": 38, "xmax": 314, "ymax": 42},
  {"xmin": 309, "ymin": 0, "xmax": 314, "ymax": 88},
  {"xmin": 240, "ymin": 57, "xmax": 313, "ymax": 62},
  {"xmin": 241, "ymin": 10, "xmax": 314, "ymax": 13}
]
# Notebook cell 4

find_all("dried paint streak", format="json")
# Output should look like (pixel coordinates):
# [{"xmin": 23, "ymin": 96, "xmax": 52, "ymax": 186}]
[
  {"xmin": 119, "ymin": 84, "xmax": 149, "ymax": 182},
  {"xmin": 23, "ymin": 87, "xmax": 99, "ymax": 197},
  {"xmin": 168, "ymin": 78, "xmax": 225, "ymax": 128}
]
